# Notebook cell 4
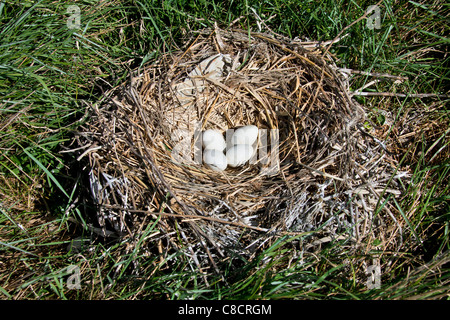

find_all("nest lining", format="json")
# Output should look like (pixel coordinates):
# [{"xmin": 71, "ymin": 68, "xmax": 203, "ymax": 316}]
[{"xmin": 76, "ymin": 28, "xmax": 407, "ymax": 268}]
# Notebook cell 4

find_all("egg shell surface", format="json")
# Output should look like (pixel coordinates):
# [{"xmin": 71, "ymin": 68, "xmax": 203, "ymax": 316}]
[
  {"xmin": 203, "ymin": 149, "xmax": 227, "ymax": 171},
  {"xmin": 202, "ymin": 129, "xmax": 226, "ymax": 151},
  {"xmin": 226, "ymin": 144, "xmax": 254, "ymax": 167},
  {"xmin": 231, "ymin": 125, "xmax": 258, "ymax": 146}
]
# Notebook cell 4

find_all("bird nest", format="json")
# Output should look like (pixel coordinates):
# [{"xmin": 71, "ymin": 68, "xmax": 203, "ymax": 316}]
[{"xmin": 75, "ymin": 28, "xmax": 407, "ymax": 270}]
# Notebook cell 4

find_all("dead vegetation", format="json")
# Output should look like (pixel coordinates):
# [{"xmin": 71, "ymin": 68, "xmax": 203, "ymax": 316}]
[{"xmin": 74, "ymin": 27, "xmax": 409, "ymax": 282}]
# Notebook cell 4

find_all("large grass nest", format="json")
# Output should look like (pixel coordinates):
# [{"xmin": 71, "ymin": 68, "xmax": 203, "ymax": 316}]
[{"xmin": 75, "ymin": 28, "xmax": 407, "ymax": 272}]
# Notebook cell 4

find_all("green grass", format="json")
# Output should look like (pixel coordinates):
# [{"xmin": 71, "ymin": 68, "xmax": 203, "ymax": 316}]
[{"xmin": 0, "ymin": 0, "xmax": 449, "ymax": 299}]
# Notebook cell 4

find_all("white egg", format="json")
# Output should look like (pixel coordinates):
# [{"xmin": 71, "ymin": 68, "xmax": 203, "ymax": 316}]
[
  {"xmin": 202, "ymin": 129, "xmax": 226, "ymax": 151},
  {"xmin": 226, "ymin": 144, "xmax": 254, "ymax": 167},
  {"xmin": 203, "ymin": 149, "xmax": 227, "ymax": 171},
  {"xmin": 231, "ymin": 125, "xmax": 259, "ymax": 146}
]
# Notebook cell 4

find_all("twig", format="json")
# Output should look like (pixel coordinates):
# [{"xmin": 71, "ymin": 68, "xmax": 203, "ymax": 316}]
[
  {"xmin": 340, "ymin": 68, "xmax": 409, "ymax": 81},
  {"xmin": 325, "ymin": 0, "xmax": 384, "ymax": 55},
  {"xmin": 249, "ymin": 32, "xmax": 333, "ymax": 78},
  {"xmin": 297, "ymin": 161, "xmax": 344, "ymax": 182},
  {"xmin": 351, "ymin": 91, "xmax": 450, "ymax": 99},
  {"xmin": 102, "ymin": 204, "xmax": 270, "ymax": 232}
]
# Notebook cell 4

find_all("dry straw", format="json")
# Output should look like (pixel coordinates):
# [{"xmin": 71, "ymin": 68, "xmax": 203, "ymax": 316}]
[{"xmin": 75, "ymin": 28, "xmax": 407, "ymax": 273}]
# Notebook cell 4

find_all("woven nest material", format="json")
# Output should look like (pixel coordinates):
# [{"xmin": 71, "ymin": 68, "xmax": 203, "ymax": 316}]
[{"xmin": 76, "ymin": 28, "xmax": 407, "ymax": 268}]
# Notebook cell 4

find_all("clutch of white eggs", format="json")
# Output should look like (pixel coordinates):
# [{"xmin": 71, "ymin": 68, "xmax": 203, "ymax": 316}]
[{"xmin": 202, "ymin": 125, "xmax": 258, "ymax": 172}]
